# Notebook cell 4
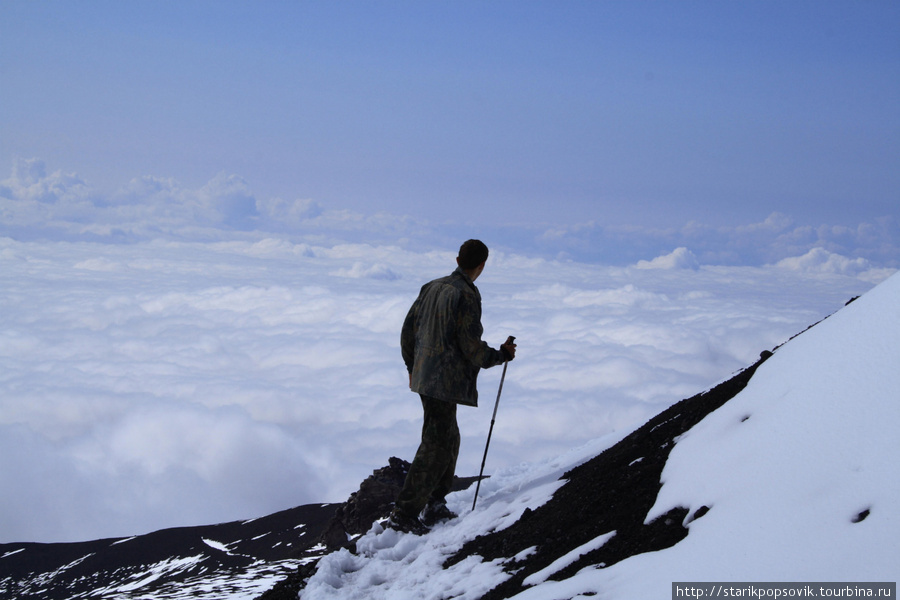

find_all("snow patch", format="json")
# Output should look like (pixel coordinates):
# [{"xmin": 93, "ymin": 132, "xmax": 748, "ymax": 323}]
[
  {"xmin": 201, "ymin": 538, "xmax": 230, "ymax": 553},
  {"xmin": 523, "ymin": 530, "xmax": 616, "ymax": 586}
]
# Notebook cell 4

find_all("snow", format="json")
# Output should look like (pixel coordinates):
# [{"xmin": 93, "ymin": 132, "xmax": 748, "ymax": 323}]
[
  {"xmin": 111, "ymin": 536, "xmax": 137, "ymax": 545},
  {"xmin": 80, "ymin": 552, "xmax": 294, "ymax": 600},
  {"xmin": 201, "ymin": 538, "xmax": 231, "ymax": 553},
  {"xmin": 522, "ymin": 531, "xmax": 616, "ymax": 587},
  {"xmin": 301, "ymin": 272, "xmax": 900, "ymax": 599}
]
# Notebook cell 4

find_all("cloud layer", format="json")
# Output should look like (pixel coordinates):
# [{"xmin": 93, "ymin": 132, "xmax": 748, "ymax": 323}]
[
  {"xmin": 0, "ymin": 231, "xmax": 885, "ymax": 543},
  {"xmin": 2, "ymin": 159, "xmax": 898, "ymax": 272},
  {"xmin": 1, "ymin": 159, "xmax": 896, "ymax": 541}
]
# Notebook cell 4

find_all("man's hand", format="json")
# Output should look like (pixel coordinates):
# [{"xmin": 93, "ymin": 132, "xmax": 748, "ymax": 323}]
[{"xmin": 501, "ymin": 335, "xmax": 517, "ymax": 361}]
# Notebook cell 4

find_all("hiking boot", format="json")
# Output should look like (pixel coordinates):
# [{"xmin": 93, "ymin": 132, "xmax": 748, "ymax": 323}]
[
  {"xmin": 386, "ymin": 510, "xmax": 429, "ymax": 536},
  {"xmin": 421, "ymin": 500, "xmax": 458, "ymax": 527}
]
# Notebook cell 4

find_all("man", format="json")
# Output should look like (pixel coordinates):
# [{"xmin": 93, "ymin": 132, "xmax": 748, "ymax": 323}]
[{"xmin": 388, "ymin": 239, "xmax": 517, "ymax": 535}]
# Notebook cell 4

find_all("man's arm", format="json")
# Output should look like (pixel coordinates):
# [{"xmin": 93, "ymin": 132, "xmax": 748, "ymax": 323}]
[{"xmin": 400, "ymin": 300, "xmax": 418, "ymax": 374}]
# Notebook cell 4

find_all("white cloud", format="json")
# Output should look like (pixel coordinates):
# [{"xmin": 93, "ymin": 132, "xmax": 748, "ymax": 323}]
[
  {"xmin": 635, "ymin": 247, "xmax": 699, "ymax": 270},
  {"xmin": 4, "ymin": 158, "xmax": 94, "ymax": 206},
  {"xmin": 531, "ymin": 212, "xmax": 899, "ymax": 269},
  {"xmin": 774, "ymin": 247, "xmax": 889, "ymax": 281},
  {"xmin": 256, "ymin": 196, "xmax": 323, "ymax": 223},
  {"xmin": 334, "ymin": 262, "xmax": 402, "ymax": 281},
  {"xmin": 734, "ymin": 211, "xmax": 795, "ymax": 234},
  {"xmin": 0, "ymin": 159, "xmax": 99, "ymax": 231},
  {"xmin": 196, "ymin": 172, "xmax": 259, "ymax": 227}
]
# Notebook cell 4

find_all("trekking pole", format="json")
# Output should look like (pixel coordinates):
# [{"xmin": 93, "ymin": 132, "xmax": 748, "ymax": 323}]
[{"xmin": 472, "ymin": 336, "xmax": 515, "ymax": 511}]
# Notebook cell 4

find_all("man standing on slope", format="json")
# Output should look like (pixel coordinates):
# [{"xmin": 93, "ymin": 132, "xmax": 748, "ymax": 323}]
[{"xmin": 388, "ymin": 239, "xmax": 517, "ymax": 535}]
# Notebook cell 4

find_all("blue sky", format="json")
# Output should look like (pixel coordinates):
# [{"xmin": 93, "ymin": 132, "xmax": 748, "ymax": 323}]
[{"xmin": 2, "ymin": 1, "xmax": 898, "ymax": 237}]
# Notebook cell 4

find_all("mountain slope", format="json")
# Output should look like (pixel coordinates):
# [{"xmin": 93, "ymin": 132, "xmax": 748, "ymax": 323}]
[
  {"xmin": 0, "ymin": 503, "xmax": 338, "ymax": 600},
  {"xmin": 297, "ymin": 271, "xmax": 899, "ymax": 599},
  {"xmin": 443, "ymin": 351, "xmax": 772, "ymax": 599}
]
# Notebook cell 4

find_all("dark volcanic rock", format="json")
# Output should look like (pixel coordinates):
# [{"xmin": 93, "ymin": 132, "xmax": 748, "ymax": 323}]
[
  {"xmin": 258, "ymin": 460, "xmax": 415, "ymax": 600},
  {"xmin": 320, "ymin": 456, "xmax": 411, "ymax": 549},
  {"xmin": 318, "ymin": 456, "xmax": 483, "ymax": 551}
]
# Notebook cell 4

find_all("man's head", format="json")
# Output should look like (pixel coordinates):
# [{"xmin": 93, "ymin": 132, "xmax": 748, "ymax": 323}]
[{"xmin": 457, "ymin": 239, "xmax": 489, "ymax": 280}]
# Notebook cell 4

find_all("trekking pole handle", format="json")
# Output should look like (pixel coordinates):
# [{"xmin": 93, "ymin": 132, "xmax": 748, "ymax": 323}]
[{"xmin": 502, "ymin": 336, "xmax": 516, "ymax": 361}]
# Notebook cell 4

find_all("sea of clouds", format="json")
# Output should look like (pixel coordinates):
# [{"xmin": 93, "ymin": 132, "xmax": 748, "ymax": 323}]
[{"xmin": 1, "ymin": 159, "xmax": 896, "ymax": 543}]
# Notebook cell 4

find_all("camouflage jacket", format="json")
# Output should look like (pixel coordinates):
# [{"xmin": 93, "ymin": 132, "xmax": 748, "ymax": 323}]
[{"xmin": 401, "ymin": 267, "xmax": 504, "ymax": 407}]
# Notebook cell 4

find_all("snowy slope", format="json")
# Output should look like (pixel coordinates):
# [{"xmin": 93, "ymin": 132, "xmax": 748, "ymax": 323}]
[{"xmin": 299, "ymin": 271, "xmax": 900, "ymax": 600}]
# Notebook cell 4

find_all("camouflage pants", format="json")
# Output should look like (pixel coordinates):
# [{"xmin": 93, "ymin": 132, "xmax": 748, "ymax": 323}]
[{"xmin": 394, "ymin": 395, "xmax": 460, "ymax": 518}]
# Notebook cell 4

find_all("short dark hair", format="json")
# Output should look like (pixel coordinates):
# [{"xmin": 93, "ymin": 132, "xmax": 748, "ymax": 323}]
[{"xmin": 458, "ymin": 239, "xmax": 489, "ymax": 270}]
